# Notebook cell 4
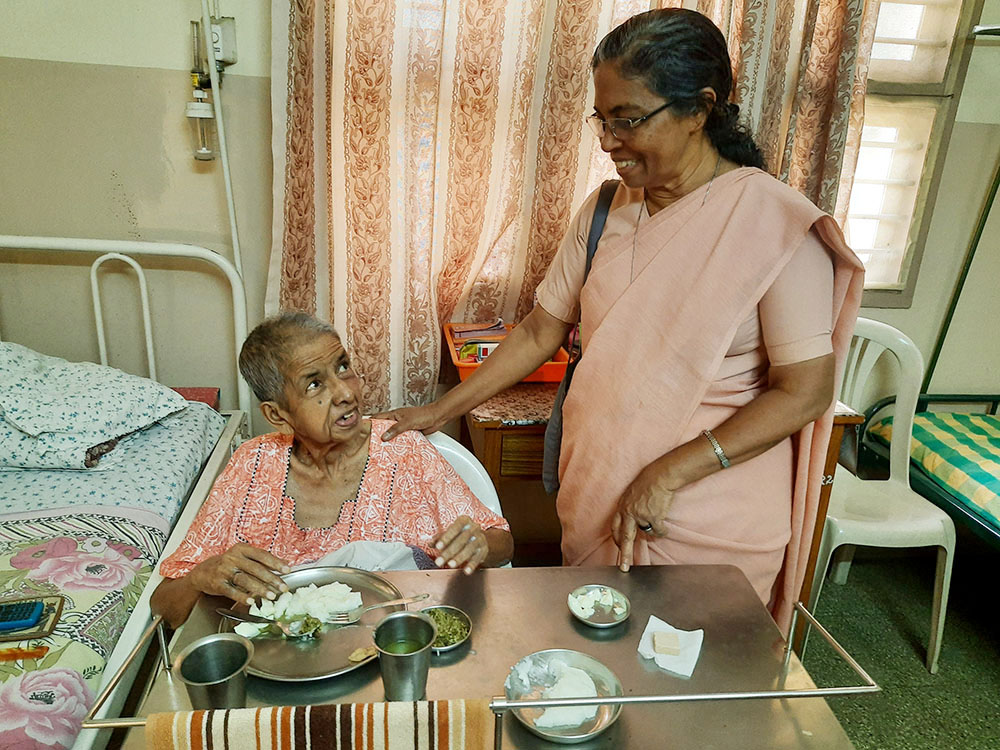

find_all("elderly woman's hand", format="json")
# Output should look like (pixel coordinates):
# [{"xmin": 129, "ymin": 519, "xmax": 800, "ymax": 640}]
[
  {"xmin": 611, "ymin": 462, "xmax": 677, "ymax": 572},
  {"xmin": 431, "ymin": 515, "xmax": 489, "ymax": 575},
  {"xmin": 188, "ymin": 544, "xmax": 291, "ymax": 605}
]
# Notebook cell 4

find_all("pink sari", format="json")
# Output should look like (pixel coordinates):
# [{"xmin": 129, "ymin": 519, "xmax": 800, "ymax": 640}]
[{"xmin": 556, "ymin": 168, "xmax": 864, "ymax": 634}]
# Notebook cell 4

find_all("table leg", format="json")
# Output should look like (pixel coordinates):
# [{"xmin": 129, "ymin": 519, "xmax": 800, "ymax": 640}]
[{"xmin": 793, "ymin": 422, "xmax": 847, "ymax": 653}]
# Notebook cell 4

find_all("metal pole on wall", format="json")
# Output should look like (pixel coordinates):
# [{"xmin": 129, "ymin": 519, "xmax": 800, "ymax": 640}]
[{"xmin": 922, "ymin": 24, "xmax": 1000, "ymax": 392}]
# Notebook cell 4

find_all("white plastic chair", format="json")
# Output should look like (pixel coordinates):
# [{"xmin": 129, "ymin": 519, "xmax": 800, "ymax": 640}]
[
  {"xmin": 425, "ymin": 431, "xmax": 502, "ymax": 516},
  {"xmin": 807, "ymin": 318, "xmax": 955, "ymax": 673},
  {"xmin": 425, "ymin": 431, "xmax": 512, "ymax": 568}
]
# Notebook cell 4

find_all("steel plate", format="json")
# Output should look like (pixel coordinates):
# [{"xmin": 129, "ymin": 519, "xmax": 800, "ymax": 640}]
[
  {"xmin": 218, "ymin": 567, "xmax": 403, "ymax": 682},
  {"xmin": 504, "ymin": 648, "xmax": 623, "ymax": 744}
]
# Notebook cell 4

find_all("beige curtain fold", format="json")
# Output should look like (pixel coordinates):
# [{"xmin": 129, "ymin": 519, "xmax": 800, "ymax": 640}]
[{"xmin": 269, "ymin": 0, "xmax": 876, "ymax": 411}]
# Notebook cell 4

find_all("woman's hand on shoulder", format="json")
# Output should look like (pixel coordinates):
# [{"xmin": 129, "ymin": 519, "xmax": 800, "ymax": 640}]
[
  {"xmin": 431, "ymin": 515, "xmax": 489, "ymax": 575},
  {"xmin": 188, "ymin": 544, "xmax": 292, "ymax": 605},
  {"xmin": 612, "ymin": 461, "xmax": 677, "ymax": 572},
  {"xmin": 374, "ymin": 403, "xmax": 448, "ymax": 441}
]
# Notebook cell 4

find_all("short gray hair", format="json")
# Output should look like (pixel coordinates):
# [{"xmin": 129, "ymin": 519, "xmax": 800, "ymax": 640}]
[{"xmin": 239, "ymin": 312, "xmax": 339, "ymax": 404}]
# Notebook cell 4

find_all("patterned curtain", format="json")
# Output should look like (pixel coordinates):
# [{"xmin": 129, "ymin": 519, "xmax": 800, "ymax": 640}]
[{"xmin": 269, "ymin": 0, "xmax": 878, "ymax": 411}]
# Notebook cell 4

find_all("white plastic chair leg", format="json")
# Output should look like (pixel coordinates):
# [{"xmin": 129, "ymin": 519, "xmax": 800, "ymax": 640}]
[
  {"xmin": 926, "ymin": 542, "xmax": 954, "ymax": 674},
  {"xmin": 829, "ymin": 544, "xmax": 856, "ymax": 585}
]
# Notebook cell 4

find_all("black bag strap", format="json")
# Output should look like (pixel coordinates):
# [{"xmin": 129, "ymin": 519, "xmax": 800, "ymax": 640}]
[
  {"xmin": 541, "ymin": 180, "xmax": 620, "ymax": 494},
  {"xmin": 569, "ymin": 179, "xmax": 619, "ymax": 356},
  {"xmin": 584, "ymin": 179, "xmax": 621, "ymax": 281}
]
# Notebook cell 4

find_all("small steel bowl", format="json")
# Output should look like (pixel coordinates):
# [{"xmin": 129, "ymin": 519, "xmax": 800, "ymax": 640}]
[
  {"xmin": 420, "ymin": 605, "xmax": 472, "ymax": 653},
  {"xmin": 567, "ymin": 585, "xmax": 630, "ymax": 629}
]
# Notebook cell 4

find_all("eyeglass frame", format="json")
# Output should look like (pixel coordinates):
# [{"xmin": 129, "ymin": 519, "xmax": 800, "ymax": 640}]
[{"xmin": 585, "ymin": 99, "xmax": 677, "ymax": 140}]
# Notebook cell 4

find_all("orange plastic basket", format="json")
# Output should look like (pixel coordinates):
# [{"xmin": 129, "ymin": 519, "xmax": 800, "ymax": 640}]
[{"xmin": 444, "ymin": 323, "xmax": 569, "ymax": 383}]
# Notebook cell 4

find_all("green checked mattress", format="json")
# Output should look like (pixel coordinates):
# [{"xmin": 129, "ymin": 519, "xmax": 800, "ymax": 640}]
[{"xmin": 868, "ymin": 412, "xmax": 1000, "ymax": 530}]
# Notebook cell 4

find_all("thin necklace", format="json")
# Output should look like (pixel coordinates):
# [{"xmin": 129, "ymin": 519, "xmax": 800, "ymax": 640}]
[{"xmin": 630, "ymin": 154, "xmax": 723, "ymax": 283}]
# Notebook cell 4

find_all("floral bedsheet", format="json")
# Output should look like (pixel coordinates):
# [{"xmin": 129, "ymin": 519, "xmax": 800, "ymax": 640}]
[{"xmin": 0, "ymin": 508, "xmax": 168, "ymax": 749}]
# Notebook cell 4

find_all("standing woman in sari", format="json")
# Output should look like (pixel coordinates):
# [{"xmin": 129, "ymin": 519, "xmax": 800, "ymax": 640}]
[{"xmin": 381, "ymin": 9, "xmax": 864, "ymax": 630}]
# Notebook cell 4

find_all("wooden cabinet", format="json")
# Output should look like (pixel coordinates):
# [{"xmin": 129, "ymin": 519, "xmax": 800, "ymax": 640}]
[
  {"xmin": 462, "ymin": 384, "xmax": 560, "ymax": 566},
  {"xmin": 499, "ymin": 433, "xmax": 546, "ymax": 477},
  {"xmin": 465, "ymin": 428, "xmax": 548, "ymax": 480},
  {"xmin": 462, "ymin": 383, "xmax": 557, "ymax": 485}
]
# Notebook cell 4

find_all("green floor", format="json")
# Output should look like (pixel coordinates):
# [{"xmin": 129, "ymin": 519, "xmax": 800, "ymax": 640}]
[{"xmin": 802, "ymin": 533, "xmax": 1000, "ymax": 749}]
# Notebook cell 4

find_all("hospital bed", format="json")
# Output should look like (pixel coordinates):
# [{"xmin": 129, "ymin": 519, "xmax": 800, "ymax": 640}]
[
  {"xmin": 851, "ymin": 393, "xmax": 1000, "ymax": 548},
  {"xmin": 0, "ymin": 235, "xmax": 249, "ymax": 750}
]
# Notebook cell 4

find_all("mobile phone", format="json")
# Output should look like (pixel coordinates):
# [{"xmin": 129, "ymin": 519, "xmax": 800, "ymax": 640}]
[{"xmin": 0, "ymin": 599, "xmax": 45, "ymax": 633}]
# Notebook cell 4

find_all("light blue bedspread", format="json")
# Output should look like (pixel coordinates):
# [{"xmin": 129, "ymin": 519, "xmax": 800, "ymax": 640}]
[{"xmin": 0, "ymin": 402, "xmax": 225, "ymax": 526}]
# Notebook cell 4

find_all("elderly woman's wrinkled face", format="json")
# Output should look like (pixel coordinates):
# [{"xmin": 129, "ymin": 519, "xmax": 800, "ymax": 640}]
[
  {"xmin": 277, "ymin": 333, "xmax": 363, "ymax": 445},
  {"xmin": 592, "ymin": 62, "xmax": 703, "ymax": 190}
]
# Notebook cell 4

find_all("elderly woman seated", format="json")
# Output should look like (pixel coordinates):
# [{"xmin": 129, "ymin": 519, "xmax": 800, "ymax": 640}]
[{"xmin": 152, "ymin": 312, "xmax": 513, "ymax": 627}]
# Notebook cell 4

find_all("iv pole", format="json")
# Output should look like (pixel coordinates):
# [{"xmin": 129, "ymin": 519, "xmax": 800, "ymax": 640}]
[{"xmin": 921, "ymin": 24, "xmax": 1000, "ymax": 391}]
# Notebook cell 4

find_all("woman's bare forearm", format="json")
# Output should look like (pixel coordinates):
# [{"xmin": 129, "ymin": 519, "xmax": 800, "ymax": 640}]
[
  {"xmin": 377, "ymin": 306, "xmax": 573, "ymax": 440},
  {"xmin": 653, "ymin": 354, "xmax": 836, "ymax": 490},
  {"xmin": 434, "ymin": 307, "xmax": 572, "ymax": 422}
]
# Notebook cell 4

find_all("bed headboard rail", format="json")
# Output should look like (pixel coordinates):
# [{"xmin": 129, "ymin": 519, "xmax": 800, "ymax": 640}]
[
  {"xmin": 90, "ymin": 252, "xmax": 159, "ymax": 381},
  {"xmin": 0, "ymin": 234, "xmax": 251, "ymax": 415}
]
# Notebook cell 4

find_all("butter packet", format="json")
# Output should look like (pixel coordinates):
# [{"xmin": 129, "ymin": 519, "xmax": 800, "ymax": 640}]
[{"xmin": 637, "ymin": 615, "xmax": 703, "ymax": 678}]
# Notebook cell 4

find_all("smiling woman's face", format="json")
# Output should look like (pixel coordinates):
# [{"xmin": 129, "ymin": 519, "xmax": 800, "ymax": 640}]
[
  {"xmin": 591, "ymin": 62, "xmax": 704, "ymax": 191},
  {"xmin": 274, "ymin": 333, "xmax": 364, "ymax": 446}
]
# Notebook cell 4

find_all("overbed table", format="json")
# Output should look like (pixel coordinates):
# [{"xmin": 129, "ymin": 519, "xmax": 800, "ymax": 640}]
[{"xmin": 121, "ymin": 565, "xmax": 857, "ymax": 749}]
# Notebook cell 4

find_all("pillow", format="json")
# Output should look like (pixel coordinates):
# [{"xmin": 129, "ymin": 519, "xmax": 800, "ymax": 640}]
[{"xmin": 0, "ymin": 342, "xmax": 189, "ymax": 470}]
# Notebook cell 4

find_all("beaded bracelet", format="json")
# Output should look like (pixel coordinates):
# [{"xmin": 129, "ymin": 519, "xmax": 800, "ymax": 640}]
[{"xmin": 702, "ymin": 429, "xmax": 731, "ymax": 469}]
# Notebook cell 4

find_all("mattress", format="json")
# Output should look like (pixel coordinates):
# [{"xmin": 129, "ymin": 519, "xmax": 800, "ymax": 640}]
[
  {"xmin": 0, "ymin": 403, "xmax": 225, "ymax": 749},
  {"xmin": 869, "ymin": 412, "xmax": 1000, "ymax": 530}
]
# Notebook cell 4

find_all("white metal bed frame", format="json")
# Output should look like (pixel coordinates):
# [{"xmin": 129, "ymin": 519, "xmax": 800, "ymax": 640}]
[
  {"xmin": 0, "ymin": 234, "xmax": 252, "ymax": 415},
  {"xmin": 0, "ymin": 235, "xmax": 252, "ymax": 750}
]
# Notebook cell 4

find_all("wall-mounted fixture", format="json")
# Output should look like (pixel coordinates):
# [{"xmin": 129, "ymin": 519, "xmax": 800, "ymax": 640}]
[
  {"xmin": 184, "ymin": 17, "xmax": 237, "ymax": 162},
  {"xmin": 210, "ymin": 16, "xmax": 238, "ymax": 67},
  {"xmin": 186, "ymin": 20, "xmax": 216, "ymax": 161},
  {"xmin": 184, "ymin": 6, "xmax": 243, "ymax": 277},
  {"xmin": 185, "ymin": 89, "xmax": 215, "ymax": 161}
]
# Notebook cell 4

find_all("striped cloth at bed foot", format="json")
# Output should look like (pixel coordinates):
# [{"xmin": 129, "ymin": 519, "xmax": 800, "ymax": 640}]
[{"xmin": 146, "ymin": 700, "xmax": 494, "ymax": 750}]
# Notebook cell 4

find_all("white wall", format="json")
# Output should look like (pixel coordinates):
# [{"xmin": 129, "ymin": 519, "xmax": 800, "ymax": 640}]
[
  {"xmin": 862, "ymin": 0, "xmax": 1000, "ymax": 394},
  {"xmin": 956, "ymin": 0, "xmax": 1000, "ymax": 126},
  {"xmin": 0, "ymin": 1, "xmax": 272, "ymax": 422},
  {"xmin": 0, "ymin": 0, "xmax": 270, "ymax": 77}
]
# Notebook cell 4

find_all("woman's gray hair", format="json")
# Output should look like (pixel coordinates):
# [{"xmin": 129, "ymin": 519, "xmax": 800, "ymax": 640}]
[
  {"xmin": 592, "ymin": 9, "xmax": 764, "ymax": 170},
  {"xmin": 239, "ymin": 311, "xmax": 339, "ymax": 404}
]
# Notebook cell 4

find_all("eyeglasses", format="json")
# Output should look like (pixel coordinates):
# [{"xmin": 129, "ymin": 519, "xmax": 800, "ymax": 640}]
[{"xmin": 586, "ymin": 100, "xmax": 674, "ymax": 140}]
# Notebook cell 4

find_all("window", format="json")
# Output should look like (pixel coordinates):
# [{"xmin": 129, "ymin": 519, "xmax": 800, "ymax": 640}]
[
  {"xmin": 847, "ymin": 99, "xmax": 938, "ymax": 290},
  {"xmin": 870, "ymin": 0, "xmax": 964, "ymax": 84},
  {"xmin": 847, "ymin": 0, "xmax": 982, "ymax": 305}
]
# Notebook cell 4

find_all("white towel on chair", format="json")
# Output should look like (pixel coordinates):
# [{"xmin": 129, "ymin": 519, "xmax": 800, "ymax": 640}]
[{"xmin": 295, "ymin": 541, "xmax": 420, "ymax": 572}]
